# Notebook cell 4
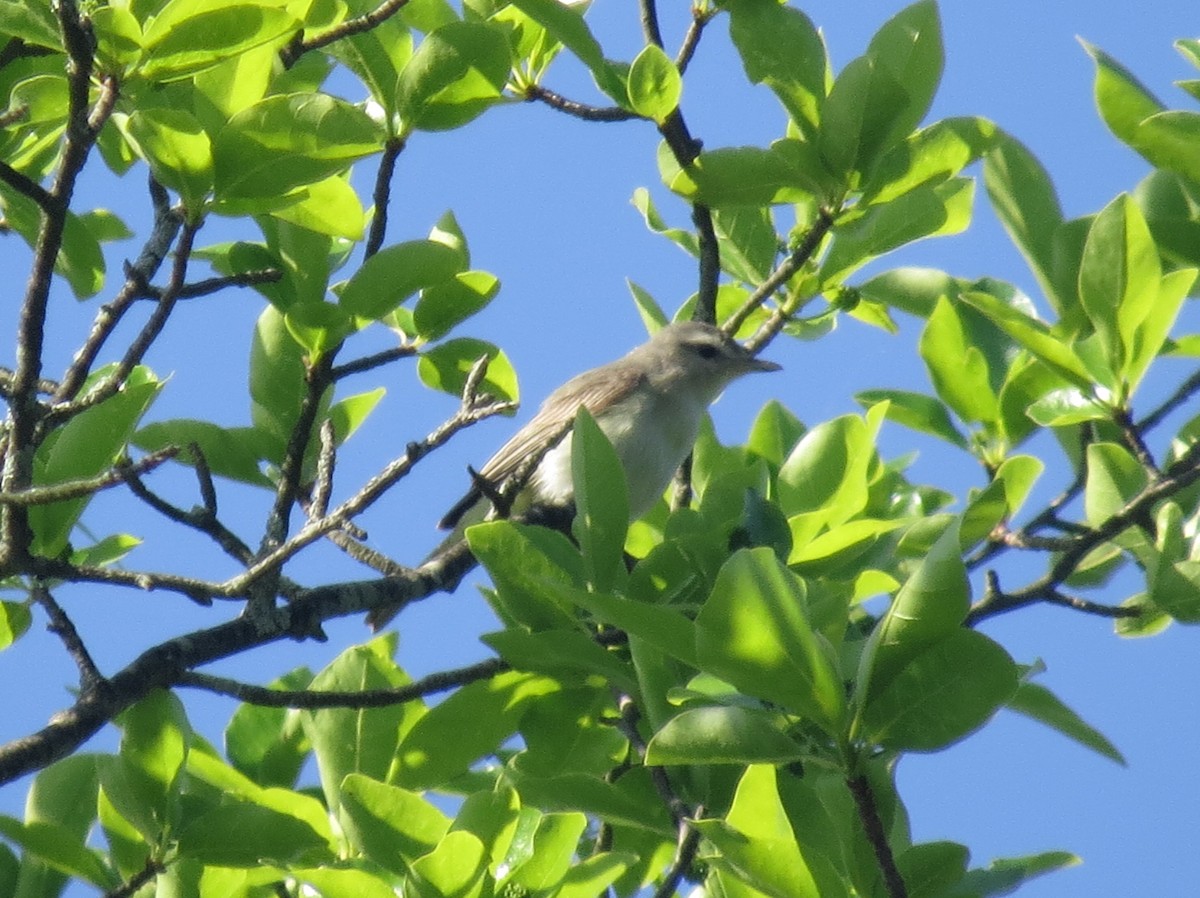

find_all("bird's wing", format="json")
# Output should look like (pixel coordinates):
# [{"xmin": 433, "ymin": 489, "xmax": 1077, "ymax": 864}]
[{"xmin": 438, "ymin": 364, "xmax": 647, "ymax": 530}]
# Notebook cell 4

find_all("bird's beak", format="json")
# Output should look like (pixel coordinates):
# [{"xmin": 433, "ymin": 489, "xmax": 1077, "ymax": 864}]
[{"xmin": 747, "ymin": 357, "xmax": 782, "ymax": 373}]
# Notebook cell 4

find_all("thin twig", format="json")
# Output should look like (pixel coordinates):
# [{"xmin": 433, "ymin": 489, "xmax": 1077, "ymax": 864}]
[
  {"xmin": 2, "ymin": 0, "xmax": 107, "ymax": 557},
  {"xmin": 651, "ymin": 821, "xmax": 702, "ymax": 898},
  {"xmin": 1138, "ymin": 367, "xmax": 1200, "ymax": 433},
  {"xmin": 0, "ymin": 159, "xmax": 53, "ymax": 209},
  {"xmin": 138, "ymin": 268, "xmax": 282, "ymax": 301},
  {"xmin": 1114, "ymin": 407, "xmax": 1160, "ymax": 476},
  {"xmin": 54, "ymin": 178, "xmax": 180, "ymax": 404},
  {"xmin": 102, "ymin": 857, "xmax": 164, "ymax": 898},
  {"xmin": 33, "ymin": 582, "xmax": 106, "ymax": 691},
  {"xmin": 43, "ymin": 217, "xmax": 200, "ymax": 431},
  {"xmin": 366, "ymin": 138, "xmax": 405, "ymax": 259},
  {"xmin": 224, "ymin": 388, "xmax": 516, "ymax": 596},
  {"xmin": 847, "ymin": 773, "xmax": 908, "ymax": 898},
  {"xmin": 124, "ymin": 468, "xmax": 255, "ymax": 567},
  {"xmin": 674, "ymin": 9, "xmax": 712, "ymax": 74},
  {"xmin": 331, "ymin": 345, "xmax": 417, "ymax": 381},
  {"xmin": 730, "ymin": 207, "xmax": 836, "ymax": 345},
  {"xmin": 281, "ymin": 0, "xmax": 412, "ymax": 66},
  {"xmin": 0, "ymin": 447, "xmax": 178, "ymax": 506},
  {"xmin": 259, "ymin": 351, "xmax": 336, "ymax": 558},
  {"xmin": 639, "ymin": 0, "xmax": 665, "ymax": 47},
  {"xmin": 310, "ymin": 420, "xmax": 336, "ymax": 520},
  {"xmin": 524, "ymin": 84, "xmax": 641, "ymax": 122},
  {"xmin": 177, "ymin": 656, "xmax": 510, "ymax": 708}
]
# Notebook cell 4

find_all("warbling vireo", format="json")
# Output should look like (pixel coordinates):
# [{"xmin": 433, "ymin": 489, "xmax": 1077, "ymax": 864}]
[{"xmin": 367, "ymin": 321, "xmax": 779, "ymax": 629}]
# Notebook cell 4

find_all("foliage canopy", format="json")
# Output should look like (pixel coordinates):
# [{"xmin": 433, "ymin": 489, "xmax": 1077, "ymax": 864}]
[{"xmin": 2, "ymin": 1, "xmax": 1200, "ymax": 897}]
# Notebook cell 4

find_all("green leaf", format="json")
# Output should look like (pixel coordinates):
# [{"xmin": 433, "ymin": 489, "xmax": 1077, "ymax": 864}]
[
  {"xmin": 414, "ymin": 271, "xmax": 500, "ymax": 340},
  {"xmin": 124, "ymin": 108, "xmax": 214, "ymax": 213},
  {"xmin": 0, "ymin": 187, "xmax": 108, "ymax": 299},
  {"xmin": 468, "ymin": 523, "xmax": 582, "ymax": 631},
  {"xmin": 959, "ymin": 851, "xmax": 1080, "ymax": 896},
  {"xmin": 0, "ymin": 817, "xmax": 116, "ymax": 889},
  {"xmin": 1085, "ymin": 41, "xmax": 1164, "ymax": 149},
  {"xmin": 175, "ymin": 798, "xmax": 333, "ymax": 866},
  {"xmin": 777, "ymin": 411, "xmax": 878, "ymax": 541},
  {"xmin": 695, "ymin": 549, "xmax": 845, "ymax": 734},
  {"xmin": 395, "ymin": 671, "xmax": 560, "ymax": 790},
  {"xmin": 339, "ymin": 240, "xmax": 464, "ymax": 320},
  {"xmin": 99, "ymin": 691, "xmax": 190, "ymax": 843},
  {"xmin": 819, "ymin": 53, "xmax": 909, "ymax": 182},
  {"xmin": 630, "ymin": 188, "xmax": 699, "ymax": 257},
  {"xmin": 1078, "ymin": 194, "xmax": 1161, "ymax": 375},
  {"xmin": 397, "ymin": 21, "xmax": 512, "ymax": 132},
  {"xmin": 340, "ymin": 774, "xmax": 451, "ymax": 873},
  {"xmin": 724, "ymin": 0, "xmax": 826, "ymax": 140},
  {"xmin": 626, "ymin": 44, "xmax": 680, "ymax": 123},
  {"xmin": 983, "ymin": 133, "xmax": 1066, "ymax": 314},
  {"xmin": 571, "ymin": 408, "xmax": 629, "ymax": 593},
  {"xmin": 692, "ymin": 765, "xmax": 821, "ymax": 898},
  {"xmin": 859, "ymin": 629, "xmax": 1017, "ymax": 751},
  {"xmin": 248, "ymin": 304, "xmax": 311, "ymax": 457},
  {"xmin": 660, "ymin": 143, "xmax": 813, "ymax": 208},
  {"xmin": 29, "ymin": 367, "xmax": 162, "ymax": 557},
  {"xmin": 328, "ymin": 14, "xmax": 413, "ymax": 124},
  {"xmin": 212, "ymin": 93, "xmax": 382, "ymax": 200},
  {"xmin": 559, "ymin": 586, "xmax": 700, "ymax": 668},
  {"xmin": 269, "ymin": 175, "xmax": 366, "ymax": 240},
  {"xmin": 746, "ymin": 400, "xmax": 806, "ymax": 467},
  {"xmin": 139, "ymin": 0, "xmax": 299, "ymax": 82},
  {"xmin": 820, "ymin": 178, "xmax": 973, "ymax": 282},
  {"xmin": 506, "ymin": 812, "xmax": 587, "ymax": 891},
  {"xmin": 865, "ymin": 0, "xmax": 943, "ymax": 145},
  {"xmin": 556, "ymin": 853, "xmax": 637, "ymax": 898},
  {"xmin": 644, "ymin": 706, "xmax": 805, "ymax": 765},
  {"xmin": 134, "ymin": 418, "xmax": 272, "ymax": 488},
  {"xmin": 284, "ymin": 302, "xmax": 353, "ymax": 359},
  {"xmin": 1025, "ymin": 388, "xmax": 1110, "ymax": 426},
  {"xmin": 919, "ymin": 296, "xmax": 999, "ymax": 426},
  {"xmin": 0, "ymin": 601, "xmax": 31, "ymax": 651},
  {"xmin": 418, "ymin": 338, "xmax": 518, "ymax": 402},
  {"xmin": 959, "ymin": 291, "xmax": 1093, "ymax": 389},
  {"xmin": 225, "ymin": 668, "xmax": 312, "ymax": 788},
  {"xmin": 451, "ymin": 785, "xmax": 521, "ymax": 870},
  {"xmin": 299, "ymin": 636, "xmax": 420, "ymax": 815},
  {"xmin": 1083, "ymin": 442, "xmax": 1146, "ymax": 529},
  {"xmin": 714, "ymin": 205, "xmax": 780, "ymax": 285},
  {"xmin": 855, "ymin": 388, "xmax": 969, "ymax": 449},
  {"xmin": 0, "ymin": 1, "xmax": 61, "ymax": 49},
  {"xmin": 410, "ymin": 830, "xmax": 488, "ymax": 898},
  {"xmin": 1125, "ymin": 268, "xmax": 1196, "ymax": 392},
  {"xmin": 1007, "ymin": 680, "xmax": 1125, "ymax": 764},
  {"xmin": 863, "ymin": 116, "xmax": 996, "ymax": 206},
  {"xmin": 856, "ymin": 520, "xmax": 968, "ymax": 707},
  {"xmin": 1130, "ymin": 111, "xmax": 1200, "ymax": 188}
]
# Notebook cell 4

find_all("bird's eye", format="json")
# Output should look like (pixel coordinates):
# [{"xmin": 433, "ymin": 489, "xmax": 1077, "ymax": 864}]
[{"xmin": 694, "ymin": 344, "xmax": 720, "ymax": 360}]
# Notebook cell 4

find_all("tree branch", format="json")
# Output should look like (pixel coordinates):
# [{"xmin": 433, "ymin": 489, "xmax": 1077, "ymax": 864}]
[
  {"xmin": 847, "ymin": 773, "xmax": 908, "ymax": 898},
  {"xmin": 177, "ymin": 656, "xmax": 510, "ymax": 708},
  {"xmin": 33, "ymin": 582, "xmax": 106, "ymax": 691},
  {"xmin": 730, "ymin": 207, "xmax": 836, "ymax": 346},
  {"xmin": 331, "ymin": 345, "xmax": 417, "ymax": 381},
  {"xmin": 365, "ymin": 137, "xmax": 405, "ymax": 259},
  {"xmin": 0, "ymin": 447, "xmax": 178, "ymax": 506},
  {"xmin": 523, "ymin": 84, "xmax": 642, "ymax": 122},
  {"xmin": 54, "ymin": 178, "xmax": 180, "ymax": 404},
  {"xmin": 280, "ymin": 0, "xmax": 412, "ymax": 66}
]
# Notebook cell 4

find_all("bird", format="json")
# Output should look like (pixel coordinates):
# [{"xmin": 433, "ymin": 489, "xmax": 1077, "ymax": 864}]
[{"xmin": 366, "ymin": 321, "xmax": 781, "ymax": 630}]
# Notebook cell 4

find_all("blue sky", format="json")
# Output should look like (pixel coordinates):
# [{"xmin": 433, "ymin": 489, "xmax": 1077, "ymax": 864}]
[{"xmin": 4, "ymin": 2, "xmax": 1200, "ymax": 895}]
